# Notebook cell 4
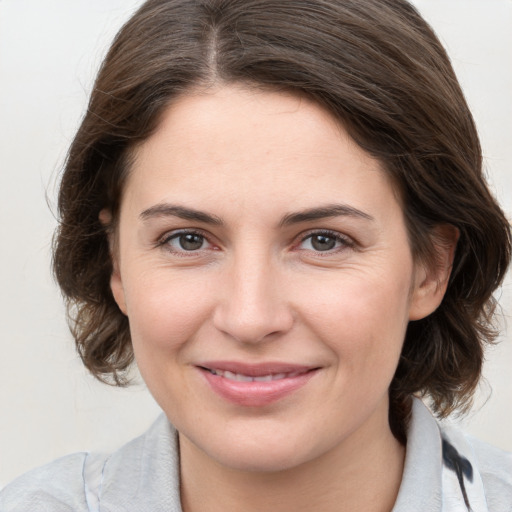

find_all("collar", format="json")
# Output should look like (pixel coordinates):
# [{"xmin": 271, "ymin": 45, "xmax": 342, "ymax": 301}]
[{"xmin": 393, "ymin": 398, "xmax": 490, "ymax": 512}]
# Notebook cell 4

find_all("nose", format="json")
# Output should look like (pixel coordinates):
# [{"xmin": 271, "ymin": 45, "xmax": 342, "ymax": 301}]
[{"xmin": 212, "ymin": 254, "xmax": 294, "ymax": 344}]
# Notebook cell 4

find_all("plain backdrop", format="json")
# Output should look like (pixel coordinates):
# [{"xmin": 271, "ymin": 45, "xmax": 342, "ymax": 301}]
[{"xmin": 0, "ymin": 0, "xmax": 511, "ymax": 487}]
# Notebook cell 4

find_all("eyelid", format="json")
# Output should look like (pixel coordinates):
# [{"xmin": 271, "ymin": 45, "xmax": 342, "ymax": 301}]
[
  {"xmin": 154, "ymin": 227, "xmax": 355, "ymax": 256},
  {"xmin": 156, "ymin": 228, "xmax": 218, "ymax": 254},
  {"xmin": 294, "ymin": 229, "xmax": 355, "ymax": 252}
]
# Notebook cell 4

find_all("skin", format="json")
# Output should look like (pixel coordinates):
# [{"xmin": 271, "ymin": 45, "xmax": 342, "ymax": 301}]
[{"xmin": 108, "ymin": 85, "xmax": 455, "ymax": 512}]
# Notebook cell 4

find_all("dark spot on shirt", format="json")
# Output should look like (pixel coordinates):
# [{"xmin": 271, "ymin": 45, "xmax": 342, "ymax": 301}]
[{"xmin": 442, "ymin": 438, "xmax": 473, "ymax": 510}]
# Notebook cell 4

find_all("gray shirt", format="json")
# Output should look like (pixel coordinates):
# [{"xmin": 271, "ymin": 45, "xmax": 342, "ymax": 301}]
[{"xmin": 1, "ymin": 399, "xmax": 511, "ymax": 511}]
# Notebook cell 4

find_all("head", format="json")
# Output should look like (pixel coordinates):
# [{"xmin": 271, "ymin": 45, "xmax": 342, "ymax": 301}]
[{"xmin": 54, "ymin": 0, "xmax": 510, "ymax": 448}]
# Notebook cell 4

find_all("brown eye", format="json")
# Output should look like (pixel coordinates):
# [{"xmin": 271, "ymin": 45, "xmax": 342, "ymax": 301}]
[
  {"xmin": 298, "ymin": 231, "xmax": 350, "ymax": 253},
  {"xmin": 177, "ymin": 233, "xmax": 205, "ymax": 251},
  {"xmin": 310, "ymin": 234, "xmax": 336, "ymax": 251},
  {"xmin": 162, "ymin": 231, "xmax": 209, "ymax": 252}
]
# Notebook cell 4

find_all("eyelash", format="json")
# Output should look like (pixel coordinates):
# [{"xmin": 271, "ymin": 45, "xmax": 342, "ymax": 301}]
[
  {"xmin": 156, "ymin": 229, "xmax": 355, "ymax": 256},
  {"xmin": 295, "ymin": 229, "xmax": 355, "ymax": 255},
  {"xmin": 157, "ymin": 229, "xmax": 216, "ymax": 256}
]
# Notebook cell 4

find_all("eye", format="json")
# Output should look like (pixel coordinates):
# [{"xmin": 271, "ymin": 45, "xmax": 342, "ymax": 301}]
[
  {"xmin": 298, "ymin": 231, "xmax": 352, "ymax": 253},
  {"xmin": 160, "ymin": 230, "xmax": 213, "ymax": 253}
]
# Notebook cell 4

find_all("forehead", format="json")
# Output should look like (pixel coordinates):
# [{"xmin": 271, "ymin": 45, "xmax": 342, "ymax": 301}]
[{"xmin": 124, "ymin": 85, "xmax": 399, "ymax": 222}]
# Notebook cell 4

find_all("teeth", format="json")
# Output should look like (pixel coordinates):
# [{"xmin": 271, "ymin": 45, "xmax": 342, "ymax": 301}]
[
  {"xmin": 208, "ymin": 369, "xmax": 304, "ymax": 382},
  {"xmin": 233, "ymin": 372, "xmax": 253, "ymax": 382},
  {"xmin": 253, "ymin": 375, "xmax": 273, "ymax": 382}
]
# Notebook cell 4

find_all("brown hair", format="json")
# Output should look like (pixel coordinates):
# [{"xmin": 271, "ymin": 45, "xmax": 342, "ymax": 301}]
[{"xmin": 53, "ymin": 0, "xmax": 511, "ymax": 442}]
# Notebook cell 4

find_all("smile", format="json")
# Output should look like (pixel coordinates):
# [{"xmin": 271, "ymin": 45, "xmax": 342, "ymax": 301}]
[
  {"xmin": 205, "ymin": 368, "xmax": 308, "ymax": 382},
  {"xmin": 197, "ymin": 362, "xmax": 319, "ymax": 407}
]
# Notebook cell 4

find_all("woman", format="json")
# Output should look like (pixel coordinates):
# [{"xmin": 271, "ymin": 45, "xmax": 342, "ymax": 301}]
[{"xmin": 2, "ymin": 0, "xmax": 511, "ymax": 510}]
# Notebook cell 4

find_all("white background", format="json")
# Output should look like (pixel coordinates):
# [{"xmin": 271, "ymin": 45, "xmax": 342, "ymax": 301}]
[{"xmin": 0, "ymin": 0, "xmax": 511, "ymax": 487}]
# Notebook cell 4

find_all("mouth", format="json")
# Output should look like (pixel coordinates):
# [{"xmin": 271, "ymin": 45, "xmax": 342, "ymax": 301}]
[
  {"xmin": 197, "ymin": 362, "xmax": 319, "ymax": 407},
  {"xmin": 202, "ymin": 368, "xmax": 310, "ymax": 382}
]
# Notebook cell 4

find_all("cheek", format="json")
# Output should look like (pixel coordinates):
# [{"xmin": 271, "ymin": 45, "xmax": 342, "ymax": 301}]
[
  {"xmin": 123, "ymin": 272, "xmax": 215, "ymax": 363},
  {"xmin": 297, "ymin": 263, "xmax": 412, "ymax": 382}
]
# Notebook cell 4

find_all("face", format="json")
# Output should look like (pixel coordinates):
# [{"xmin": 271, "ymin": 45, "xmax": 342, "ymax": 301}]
[{"xmin": 110, "ymin": 85, "xmax": 445, "ymax": 473}]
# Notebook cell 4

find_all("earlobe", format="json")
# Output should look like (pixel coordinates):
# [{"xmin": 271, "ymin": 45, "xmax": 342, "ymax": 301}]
[{"xmin": 408, "ymin": 224, "xmax": 459, "ymax": 321}]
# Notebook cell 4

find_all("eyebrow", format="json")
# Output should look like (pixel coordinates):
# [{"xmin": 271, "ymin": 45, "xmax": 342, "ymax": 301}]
[
  {"xmin": 279, "ymin": 204, "xmax": 374, "ymax": 226},
  {"xmin": 139, "ymin": 204, "xmax": 223, "ymax": 225},
  {"xmin": 139, "ymin": 202, "xmax": 373, "ymax": 227}
]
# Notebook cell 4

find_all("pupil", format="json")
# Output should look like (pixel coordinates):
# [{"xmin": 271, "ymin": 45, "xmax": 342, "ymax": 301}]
[
  {"xmin": 312, "ymin": 234, "xmax": 335, "ymax": 251},
  {"xmin": 179, "ymin": 234, "xmax": 203, "ymax": 251}
]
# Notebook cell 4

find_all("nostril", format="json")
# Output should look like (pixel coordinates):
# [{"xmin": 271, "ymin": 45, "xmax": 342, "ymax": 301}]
[{"xmin": 212, "ymin": 304, "xmax": 294, "ymax": 344}]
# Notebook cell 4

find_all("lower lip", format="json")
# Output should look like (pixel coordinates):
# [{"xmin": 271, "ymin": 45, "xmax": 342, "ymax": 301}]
[{"xmin": 199, "ymin": 368, "xmax": 318, "ymax": 407}]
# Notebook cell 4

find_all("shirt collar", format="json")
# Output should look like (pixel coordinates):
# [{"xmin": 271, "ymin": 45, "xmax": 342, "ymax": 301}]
[{"xmin": 392, "ymin": 398, "xmax": 444, "ymax": 512}]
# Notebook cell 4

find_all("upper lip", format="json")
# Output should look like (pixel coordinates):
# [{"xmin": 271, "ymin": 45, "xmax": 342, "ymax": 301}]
[{"xmin": 197, "ymin": 361, "xmax": 317, "ymax": 377}]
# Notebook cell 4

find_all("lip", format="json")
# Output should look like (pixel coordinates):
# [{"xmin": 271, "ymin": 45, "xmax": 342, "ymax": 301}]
[{"xmin": 197, "ymin": 361, "xmax": 319, "ymax": 407}]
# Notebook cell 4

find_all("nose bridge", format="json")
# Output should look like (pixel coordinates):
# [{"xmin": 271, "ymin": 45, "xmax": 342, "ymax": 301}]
[{"xmin": 213, "ymin": 246, "xmax": 293, "ymax": 343}]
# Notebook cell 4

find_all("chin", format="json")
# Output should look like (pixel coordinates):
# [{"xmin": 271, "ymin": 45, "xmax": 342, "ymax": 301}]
[
  {"xmin": 180, "ymin": 419, "xmax": 325, "ymax": 474},
  {"xmin": 213, "ymin": 444, "xmax": 313, "ymax": 474}
]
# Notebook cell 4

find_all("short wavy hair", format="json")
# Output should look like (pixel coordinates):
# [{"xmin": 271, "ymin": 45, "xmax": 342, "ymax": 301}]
[{"xmin": 53, "ymin": 0, "xmax": 511, "ymax": 442}]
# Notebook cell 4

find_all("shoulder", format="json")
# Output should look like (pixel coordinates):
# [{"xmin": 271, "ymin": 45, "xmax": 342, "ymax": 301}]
[
  {"xmin": 0, "ymin": 452, "xmax": 91, "ymax": 512},
  {"xmin": 397, "ymin": 399, "xmax": 512, "ymax": 512},
  {"xmin": 466, "ymin": 434, "xmax": 512, "ymax": 510},
  {"xmin": 97, "ymin": 413, "xmax": 182, "ymax": 510},
  {"xmin": 0, "ymin": 414, "xmax": 181, "ymax": 512},
  {"xmin": 440, "ymin": 422, "xmax": 512, "ymax": 511}
]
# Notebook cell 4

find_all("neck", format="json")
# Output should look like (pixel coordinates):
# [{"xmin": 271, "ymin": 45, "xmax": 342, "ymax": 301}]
[{"xmin": 179, "ymin": 404, "xmax": 405, "ymax": 512}]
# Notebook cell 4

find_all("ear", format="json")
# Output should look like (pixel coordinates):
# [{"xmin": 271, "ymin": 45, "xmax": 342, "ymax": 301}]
[
  {"xmin": 99, "ymin": 208, "xmax": 112, "ymax": 226},
  {"xmin": 408, "ymin": 224, "xmax": 459, "ymax": 321},
  {"xmin": 110, "ymin": 263, "xmax": 128, "ymax": 316},
  {"xmin": 100, "ymin": 208, "xmax": 128, "ymax": 316}
]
